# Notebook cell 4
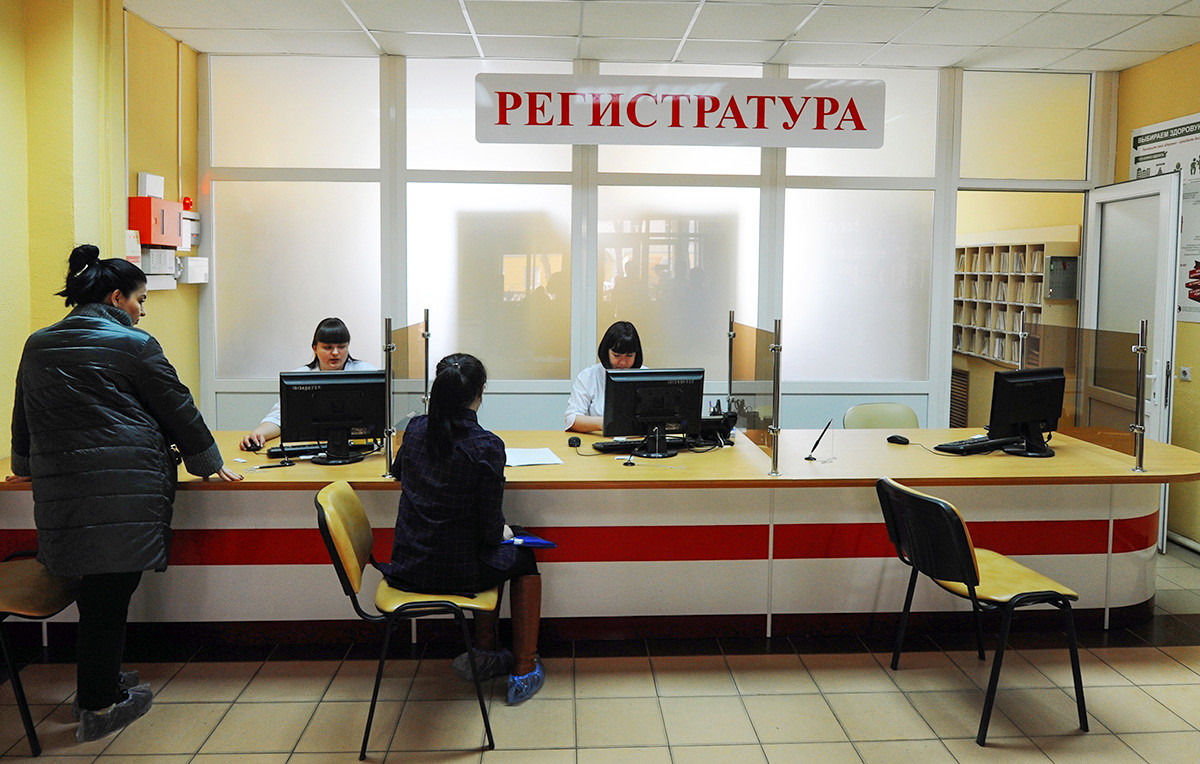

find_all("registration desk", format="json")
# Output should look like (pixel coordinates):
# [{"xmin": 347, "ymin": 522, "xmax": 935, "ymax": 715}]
[{"xmin": 4, "ymin": 428, "xmax": 1200, "ymax": 641}]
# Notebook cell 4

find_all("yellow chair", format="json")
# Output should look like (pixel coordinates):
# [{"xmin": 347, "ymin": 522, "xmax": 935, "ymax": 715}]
[
  {"xmin": 875, "ymin": 477, "xmax": 1087, "ymax": 746},
  {"xmin": 315, "ymin": 480, "xmax": 499, "ymax": 760},
  {"xmin": 842, "ymin": 402, "xmax": 919, "ymax": 429},
  {"xmin": 0, "ymin": 552, "xmax": 80, "ymax": 757}
]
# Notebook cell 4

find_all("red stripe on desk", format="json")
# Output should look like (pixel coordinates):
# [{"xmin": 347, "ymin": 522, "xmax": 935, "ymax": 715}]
[{"xmin": 1113, "ymin": 513, "xmax": 1159, "ymax": 553}]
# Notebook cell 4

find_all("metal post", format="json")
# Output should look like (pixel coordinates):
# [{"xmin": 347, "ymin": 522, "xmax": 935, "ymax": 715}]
[
  {"xmin": 1131, "ymin": 318, "xmax": 1148, "ymax": 473},
  {"xmin": 381, "ymin": 317, "xmax": 396, "ymax": 477},
  {"xmin": 421, "ymin": 308, "xmax": 431, "ymax": 414},
  {"xmin": 1015, "ymin": 309, "xmax": 1027, "ymax": 371},
  {"xmin": 769, "ymin": 319, "xmax": 782, "ymax": 477},
  {"xmin": 727, "ymin": 310, "xmax": 736, "ymax": 412}
]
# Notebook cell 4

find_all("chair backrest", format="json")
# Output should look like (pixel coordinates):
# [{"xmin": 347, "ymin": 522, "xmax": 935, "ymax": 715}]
[
  {"xmin": 315, "ymin": 480, "xmax": 375, "ymax": 596},
  {"xmin": 843, "ymin": 403, "xmax": 919, "ymax": 429},
  {"xmin": 875, "ymin": 477, "xmax": 979, "ymax": 587},
  {"xmin": 0, "ymin": 557, "xmax": 79, "ymax": 619}
]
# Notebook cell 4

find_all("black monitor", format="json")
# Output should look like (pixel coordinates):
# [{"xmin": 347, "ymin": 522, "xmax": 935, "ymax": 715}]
[
  {"xmin": 603, "ymin": 368, "xmax": 705, "ymax": 458},
  {"xmin": 280, "ymin": 369, "xmax": 387, "ymax": 465},
  {"xmin": 987, "ymin": 366, "xmax": 1066, "ymax": 458}
]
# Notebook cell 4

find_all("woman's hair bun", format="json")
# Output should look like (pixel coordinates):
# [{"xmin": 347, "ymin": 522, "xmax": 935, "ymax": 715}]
[{"xmin": 68, "ymin": 244, "xmax": 101, "ymax": 276}]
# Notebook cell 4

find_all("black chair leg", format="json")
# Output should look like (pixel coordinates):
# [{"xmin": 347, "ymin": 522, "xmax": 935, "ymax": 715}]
[
  {"xmin": 361, "ymin": 618, "xmax": 397, "ymax": 761},
  {"xmin": 455, "ymin": 610, "xmax": 495, "ymax": 751},
  {"xmin": 891, "ymin": 569, "xmax": 919, "ymax": 670},
  {"xmin": 976, "ymin": 603, "xmax": 1016, "ymax": 746},
  {"xmin": 970, "ymin": 599, "xmax": 986, "ymax": 661},
  {"xmin": 0, "ymin": 622, "xmax": 40, "ymax": 757},
  {"xmin": 1061, "ymin": 600, "xmax": 1088, "ymax": 732}
]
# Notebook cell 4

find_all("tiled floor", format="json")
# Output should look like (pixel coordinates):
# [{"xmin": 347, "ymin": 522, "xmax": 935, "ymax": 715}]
[{"xmin": 8, "ymin": 543, "xmax": 1200, "ymax": 762}]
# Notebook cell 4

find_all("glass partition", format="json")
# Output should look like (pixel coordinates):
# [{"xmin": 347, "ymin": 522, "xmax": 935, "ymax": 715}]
[{"xmin": 729, "ymin": 321, "xmax": 777, "ymax": 451}]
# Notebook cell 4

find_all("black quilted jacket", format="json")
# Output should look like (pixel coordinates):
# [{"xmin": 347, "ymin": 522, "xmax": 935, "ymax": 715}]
[{"xmin": 10, "ymin": 303, "xmax": 223, "ymax": 576}]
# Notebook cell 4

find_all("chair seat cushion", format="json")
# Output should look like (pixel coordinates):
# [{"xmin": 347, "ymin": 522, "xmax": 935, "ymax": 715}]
[
  {"xmin": 936, "ymin": 548, "xmax": 1078, "ymax": 603},
  {"xmin": 0, "ymin": 559, "xmax": 80, "ymax": 618},
  {"xmin": 375, "ymin": 580, "xmax": 500, "ymax": 613}
]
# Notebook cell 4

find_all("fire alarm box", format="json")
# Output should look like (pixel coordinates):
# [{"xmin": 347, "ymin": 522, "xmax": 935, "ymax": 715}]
[{"xmin": 128, "ymin": 196, "xmax": 183, "ymax": 248}]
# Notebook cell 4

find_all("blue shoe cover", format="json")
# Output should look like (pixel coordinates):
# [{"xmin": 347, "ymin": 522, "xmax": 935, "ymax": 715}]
[{"xmin": 506, "ymin": 659, "xmax": 545, "ymax": 705}]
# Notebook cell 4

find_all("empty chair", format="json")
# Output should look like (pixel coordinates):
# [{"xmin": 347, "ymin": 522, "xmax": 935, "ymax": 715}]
[
  {"xmin": 0, "ymin": 552, "xmax": 81, "ymax": 757},
  {"xmin": 875, "ymin": 477, "xmax": 1087, "ymax": 746},
  {"xmin": 315, "ymin": 480, "xmax": 498, "ymax": 760},
  {"xmin": 842, "ymin": 402, "xmax": 919, "ymax": 429}
]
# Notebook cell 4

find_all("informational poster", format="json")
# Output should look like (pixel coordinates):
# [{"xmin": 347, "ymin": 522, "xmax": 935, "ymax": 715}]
[{"xmin": 1132, "ymin": 114, "xmax": 1200, "ymax": 322}]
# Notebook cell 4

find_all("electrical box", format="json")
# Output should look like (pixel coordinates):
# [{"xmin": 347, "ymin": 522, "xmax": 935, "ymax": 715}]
[
  {"xmin": 128, "ymin": 197, "xmax": 183, "ymax": 248},
  {"xmin": 180, "ymin": 210, "xmax": 200, "ymax": 249},
  {"xmin": 1047, "ymin": 256, "xmax": 1078, "ymax": 301},
  {"xmin": 178, "ymin": 257, "xmax": 209, "ymax": 284},
  {"xmin": 141, "ymin": 249, "xmax": 177, "ymax": 276}
]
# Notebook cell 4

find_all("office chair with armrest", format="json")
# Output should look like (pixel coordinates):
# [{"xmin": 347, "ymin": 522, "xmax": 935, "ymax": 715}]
[
  {"xmin": 0, "ymin": 551, "xmax": 81, "ymax": 757},
  {"xmin": 843, "ymin": 402, "xmax": 919, "ymax": 429},
  {"xmin": 875, "ymin": 477, "xmax": 1087, "ymax": 746},
  {"xmin": 315, "ymin": 480, "xmax": 498, "ymax": 760}
]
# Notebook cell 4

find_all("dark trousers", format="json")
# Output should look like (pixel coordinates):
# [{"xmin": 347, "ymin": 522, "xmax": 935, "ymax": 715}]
[{"xmin": 75, "ymin": 571, "xmax": 143, "ymax": 710}]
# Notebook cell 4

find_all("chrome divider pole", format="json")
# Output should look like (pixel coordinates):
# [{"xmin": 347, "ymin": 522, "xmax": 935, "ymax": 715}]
[
  {"xmin": 1132, "ymin": 318, "xmax": 1148, "ymax": 473},
  {"xmin": 1016, "ymin": 309, "xmax": 1026, "ymax": 371},
  {"xmin": 769, "ymin": 319, "xmax": 782, "ymax": 477},
  {"xmin": 727, "ymin": 310, "xmax": 736, "ymax": 412},
  {"xmin": 422, "ymin": 308, "xmax": 431, "ymax": 413},
  {"xmin": 382, "ymin": 317, "xmax": 396, "ymax": 477}
]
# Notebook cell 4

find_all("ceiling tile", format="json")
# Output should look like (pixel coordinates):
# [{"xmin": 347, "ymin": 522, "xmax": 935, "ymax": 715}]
[
  {"xmin": 233, "ymin": 0, "xmax": 361, "ymax": 31},
  {"xmin": 1100, "ymin": 16, "xmax": 1200, "ymax": 51},
  {"xmin": 125, "ymin": 0, "xmax": 249, "ymax": 29},
  {"xmin": 346, "ymin": 0, "xmax": 469, "ymax": 34},
  {"xmin": 891, "ymin": 9, "xmax": 1041, "ymax": 46},
  {"xmin": 478, "ymin": 35, "xmax": 582, "ymax": 59},
  {"xmin": 263, "ymin": 30, "xmax": 381, "ymax": 55},
  {"xmin": 689, "ymin": 3, "xmax": 816, "ymax": 41},
  {"xmin": 940, "ymin": 0, "xmax": 1060, "ymax": 9},
  {"xmin": 994, "ymin": 13, "xmax": 1146, "ymax": 48},
  {"xmin": 956, "ymin": 45, "xmax": 1073, "ymax": 70},
  {"xmin": 815, "ymin": 0, "xmax": 936, "ymax": 6},
  {"xmin": 863, "ymin": 43, "xmax": 982, "ymax": 67},
  {"xmin": 791, "ymin": 6, "xmax": 929, "ymax": 44},
  {"xmin": 675, "ymin": 39, "xmax": 786, "ymax": 64},
  {"xmin": 581, "ymin": 1, "xmax": 697, "ymax": 38},
  {"xmin": 1044, "ymin": 48, "xmax": 1161, "ymax": 70},
  {"xmin": 162, "ymin": 28, "xmax": 288, "ymax": 54},
  {"xmin": 578, "ymin": 36, "xmax": 681, "ymax": 62},
  {"xmin": 1171, "ymin": 0, "xmax": 1200, "ymax": 17},
  {"xmin": 372, "ymin": 31, "xmax": 482, "ymax": 56},
  {"xmin": 465, "ymin": 1, "xmax": 583, "ymax": 36},
  {"xmin": 1055, "ymin": 0, "xmax": 1180, "ymax": 13},
  {"xmin": 770, "ymin": 41, "xmax": 882, "ymax": 66}
]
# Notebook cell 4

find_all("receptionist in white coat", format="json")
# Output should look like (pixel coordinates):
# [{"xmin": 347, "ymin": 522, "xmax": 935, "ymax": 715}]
[{"xmin": 564, "ymin": 320, "xmax": 644, "ymax": 433}]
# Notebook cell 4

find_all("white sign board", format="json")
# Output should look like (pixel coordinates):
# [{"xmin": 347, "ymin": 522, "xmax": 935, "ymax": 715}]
[{"xmin": 476, "ymin": 74, "xmax": 885, "ymax": 148}]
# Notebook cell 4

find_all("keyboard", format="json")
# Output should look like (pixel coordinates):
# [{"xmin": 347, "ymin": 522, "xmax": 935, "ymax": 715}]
[
  {"xmin": 266, "ymin": 442, "xmax": 378, "ymax": 459},
  {"xmin": 592, "ymin": 437, "xmax": 687, "ymax": 454},
  {"xmin": 934, "ymin": 435, "xmax": 1025, "ymax": 455}
]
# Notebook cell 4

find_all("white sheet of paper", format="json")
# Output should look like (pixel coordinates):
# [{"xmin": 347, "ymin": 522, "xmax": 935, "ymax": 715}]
[{"xmin": 505, "ymin": 447, "xmax": 564, "ymax": 467}]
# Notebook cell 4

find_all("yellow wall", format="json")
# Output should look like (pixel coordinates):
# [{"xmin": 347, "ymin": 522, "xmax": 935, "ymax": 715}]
[{"xmin": 1117, "ymin": 40, "xmax": 1200, "ymax": 541}]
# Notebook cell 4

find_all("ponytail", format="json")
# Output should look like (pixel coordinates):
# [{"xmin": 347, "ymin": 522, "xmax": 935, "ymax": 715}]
[
  {"xmin": 56, "ymin": 244, "xmax": 147, "ymax": 307},
  {"xmin": 427, "ymin": 353, "xmax": 487, "ymax": 458}
]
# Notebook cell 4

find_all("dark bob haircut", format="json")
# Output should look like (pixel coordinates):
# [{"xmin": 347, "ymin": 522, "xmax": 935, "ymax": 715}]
[{"xmin": 597, "ymin": 321, "xmax": 643, "ymax": 369}]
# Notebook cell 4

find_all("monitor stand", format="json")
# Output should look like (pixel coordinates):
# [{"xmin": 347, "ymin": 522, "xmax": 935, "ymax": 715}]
[
  {"xmin": 632, "ymin": 426, "xmax": 679, "ymax": 459},
  {"xmin": 1002, "ymin": 425, "xmax": 1055, "ymax": 458},
  {"xmin": 312, "ymin": 428, "xmax": 365, "ymax": 465}
]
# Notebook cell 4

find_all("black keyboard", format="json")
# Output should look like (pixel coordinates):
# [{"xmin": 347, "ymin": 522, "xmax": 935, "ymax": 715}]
[
  {"xmin": 266, "ymin": 442, "xmax": 378, "ymax": 459},
  {"xmin": 934, "ymin": 435, "xmax": 1025, "ymax": 455},
  {"xmin": 592, "ymin": 437, "xmax": 686, "ymax": 454}
]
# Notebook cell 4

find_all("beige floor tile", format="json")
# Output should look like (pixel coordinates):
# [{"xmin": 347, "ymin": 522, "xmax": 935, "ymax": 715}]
[
  {"xmin": 288, "ymin": 754, "xmax": 387, "ymax": 764},
  {"xmin": 726, "ymin": 654, "xmax": 817, "ymax": 695},
  {"xmin": 1088, "ymin": 646, "xmax": 1200, "ymax": 685},
  {"xmin": 121, "ymin": 662, "xmax": 184, "ymax": 694},
  {"xmin": 1153, "ymin": 589, "xmax": 1200, "ymax": 614},
  {"xmin": 154, "ymin": 661, "xmax": 261, "ymax": 703},
  {"xmin": 577, "ymin": 746, "xmax": 673, "ymax": 764},
  {"xmin": 238, "ymin": 660, "xmax": 340, "ymax": 703},
  {"xmin": 27, "ymin": 704, "xmax": 116, "ymax": 758},
  {"xmin": 383, "ymin": 749, "xmax": 481, "ymax": 764},
  {"xmin": 800, "ymin": 653, "xmax": 897, "ymax": 694},
  {"xmin": 670, "ymin": 744, "xmax": 767, "ymax": 763},
  {"xmin": 198, "ymin": 701, "xmax": 317, "ymax": 754},
  {"xmin": 993, "ymin": 688, "xmax": 1100, "ymax": 739},
  {"xmin": 95, "ymin": 755, "xmax": 191, "ymax": 763},
  {"xmin": 762, "ymin": 741, "xmax": 864, "ymax": 764},
  {"xmin": 659, "ymin": 696, "xmax": 757, "ymax": 746},
  {"xmin": 1118, "ymin": 730, "xmax": 1200, "ymax": 764},
  {"xmin": 389, "ymin": 699, "xmax": 492, "ymax": 752},
  {"xmin": 1141, "ymin": 683, "xmax": 1200, "ymax": 728},
  {"xmin": 825, "ymin": 692, "xmax": 935, "ymax": 742},
  {"xmin": 101, "ymin": 701, "xmax": 229, "ymax": 755},
  {"xmin": 485, "ymin": 697, "xmax": 574, "ymax": 750},
  {"xmin": 1159, "ymin": 644, "xmax": 1200, "ymax": 675},
  {"xmin": 8, "ymin": 663, "xmax": 76, "ymax": 706},
  {"xmin": 480, "ymin": 747, "xmax": 576, "ymax": 763},
  {"xmin": 0, "ymin": 702, "xmax": 57, "ymax": 756},
  {"xmin": 742, "ymin": 694, "xmax": 847, "ymax": 745},
  {"xmin": 1017, "ymin": 649, "xmax": 1131, "ymax": 688},
  {"xmin": 1156, "ymin": 565, "xmax": 1200, "ymax": 588},
  {"xmin": 1155, "ymin": 576, "xmax": 1182, "ymax": 590},
  {"xmin": 575, "ymin": 697, "xmax": 666, "ymax": 748},
  {"xmin": 321, "ymin": 659, "xmax": 417, "ymax": 702},
  {"xmin": 1078, "ymin": 685, "xmax": 1189, "ymax": 734},
  {"xmin": 879, "ymin": 651, "xmax": 976, "ymax": 692},
  {"xmin": 940, "ymin": 736, "xmax": 1051, "ymax": 762},
  {"xmin": 408, "ymin": 659, "xmax": 503, "ymax": 702},
  {"xmin": 192, "ymin": 756, "xmax": 289, "ymax": 763},
  {"xmin": 4, "ymin": 756, "xmax": 99, "ymax": 764},
  {"xmin": 574, "ymin": 656, "xmax": 656, "ymax": 699},
  {"xmin": 904, "ymin": 689, "xmax": 1023, "ymax": 740},
  {"xmin": 854, "ymin": 739, "xmax": 956, "ymax": 763},
  {"xmin": 947, "ymin": 649, "xmax": 1056, "ymax": 691},
  {"xmin": 650, "ymin": 655, "xmax": 737, "ymax": 697},
  {"xmin": 293, "ymin": 700, "xmax": 402, "ymax": 753},
  {"xmin": 1030, "ymin": 732, "xmax": 1144, "ymax": 763},
  {"xmin": 533, "ymin": 657, "xmax": 573, "ymax": 700}
]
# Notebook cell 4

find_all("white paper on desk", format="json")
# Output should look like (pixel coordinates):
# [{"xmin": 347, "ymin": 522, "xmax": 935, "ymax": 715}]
[{"xmin": 505, "ymin": 447, "xmax": 564, "ymax": 467}]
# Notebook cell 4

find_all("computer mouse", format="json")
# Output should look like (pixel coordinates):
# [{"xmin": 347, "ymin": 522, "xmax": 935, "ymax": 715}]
[
  {"xmin": 567, "ymin": 436, "xmax": 581, "ymax": 448},
  {"xmin": 243, "ymin": 441, "xmax": 262, "ymax": 452},
  {"xmin": 886, "ymin": 434, "xmax": 910, "ymax": 445}
]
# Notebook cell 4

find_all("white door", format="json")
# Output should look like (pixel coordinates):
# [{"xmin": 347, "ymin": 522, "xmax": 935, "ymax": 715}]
[{"xmin": 1081, "ymin": 173, "xmax": 1180, "ymax": 550}]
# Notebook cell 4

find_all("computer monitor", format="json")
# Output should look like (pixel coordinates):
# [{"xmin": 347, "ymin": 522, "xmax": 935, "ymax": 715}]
[
  {"xmin": 603, "ymin": 368, "xmax": 705, "ymax": 458},
  {"xmin": 279, "ymin": 369, "xmax": 387, "ymax": 465},
  {"xmin": 987, "ymin": 366, "xmax": 1066, "ymax": 458}
]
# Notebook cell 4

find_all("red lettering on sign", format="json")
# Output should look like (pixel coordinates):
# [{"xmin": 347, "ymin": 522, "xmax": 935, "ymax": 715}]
[
  {"xmin": 780, "ymin": 96, "xmax": 809, "ymax": 130},
  {"xmin": 814, "ymin": 97, "xmax": 839, "ymax": 130},
  {"xmin": 716, "ymin": 98, "xmax": 748, "ymax": 129},
  {"xmin": 628, "ymin": 93, "xmax": 658, "ymax": 128},
  {"xmin": 558, "ymin": 92, "xmax": 580, "ymax": 126},
  {"xmin": 664, "ymin": 94, "xmax": 691, "ymax": 127},
  {"xmin": 695, "ymin": 95, "xmax": 720, "ymax": 128},
  {"xmin": 497, "ymin": 91, "xmax": 521, "ymax": 126},
  {"xmin": 591, "ymin": 93, "xmax": 622, "ymax": 126},
  {"xmin": 836, "ymin": 98, "xmax": 866, "ymax": 131},
  {"xmin": 528, "ymin": 91, "xmax": 553, "ymax": 126},
  {"xmin": 745, "ymin": 95, "xmax": 775, "ymax": 129}
]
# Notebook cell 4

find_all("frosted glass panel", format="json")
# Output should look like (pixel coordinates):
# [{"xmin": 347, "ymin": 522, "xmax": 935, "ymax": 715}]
[
  {"xmin": 213, "ymin": 181, "xmax": 381, "ymax": 378},
  {"xmin": 598, "ymin": 62, "xmax": 762, "ymax": 175},
  {"xmin": 408, "ymin": 59, "xmax": 571, "ymax": 171},
  {"xmin": 407, "ymin": 183, "xmax": 572, "ymax": 380},
  {"xmin": 962, "ymin": 71, "xmax": 1089, "ymax": 180},
  {"xmin": 786, "ymin": 67, "xmax": 937, "ymax": 178},
  {"xmin": 782, "ymin": 190, "xmax": 932, "ymax": 381},
  {"xmin": 597, "ymin": 186, "xmax": 759, "ymax": 374},
  {"xmin": 210, "ymin": 57, "xmax": 379, "ymax": 169}
]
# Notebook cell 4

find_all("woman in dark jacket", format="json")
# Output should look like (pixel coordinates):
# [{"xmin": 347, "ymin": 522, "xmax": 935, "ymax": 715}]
[{"xmin": 8, "ymin": 244, "xmax": 240, "ymax": 743}]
